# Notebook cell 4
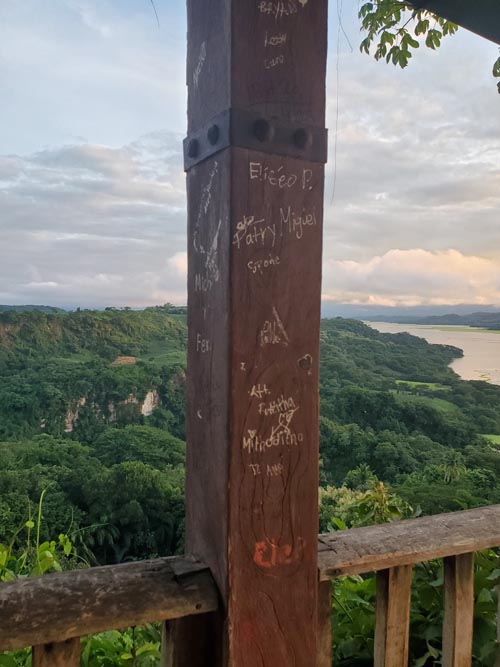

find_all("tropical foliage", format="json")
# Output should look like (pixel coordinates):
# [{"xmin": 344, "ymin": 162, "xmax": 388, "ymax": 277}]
[
  {"xmin": 359, "ymin": 1, "xmax": 500, "ymax": 93},
  {"xmin": 2, "ymin": 308, "xmax": 500, "ymax": 663}
]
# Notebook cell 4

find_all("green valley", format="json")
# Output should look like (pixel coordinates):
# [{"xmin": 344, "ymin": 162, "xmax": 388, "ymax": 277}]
[{"xmin": 2, "ymin": 308, "xmax": 500, "ymax": 665}]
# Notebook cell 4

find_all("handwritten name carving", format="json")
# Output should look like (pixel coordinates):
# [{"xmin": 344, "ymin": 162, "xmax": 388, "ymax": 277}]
[
  {"xmin": 248, "ymin": 462, "xmax": 285, "ymax": 477},
  {"xmin": 265, "ymin": 32, "xmax": 287, "ymax": 47},
  {"xmin": 257, "ymin": 1, "xmax": 298, "ymax": 20},
  {"xmin": 250, "ymin": 384, "xmax": 271, "ymax": 398},
  {"xmin": 232, "ymin": 207, "xmax": 316, "ymax": 251},
  {"xmin": 265, "ymin": 54, "xmax": 285, "ymax": 70},
  {"xmin": 196, "ymin": 333, "xmax": 210, "ymax": 354},
  {"xmin": 249, "ymin": 161, "xmax": 314, "ymax": 190},
  {"xmin": 247, "ymin": 254, "xmax": 280, "ymax": 276}
]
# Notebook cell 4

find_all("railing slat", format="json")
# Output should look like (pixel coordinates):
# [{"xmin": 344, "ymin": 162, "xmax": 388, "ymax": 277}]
[
  {"xmin": 374, "ymin": 566, "xmax": 413, "ymax": 667},
  {"xmin": 442, "ymin": 554, "xmax": 474, "ymax": 667},
  {"xmin": 32, "ymin": 639, "xmax": 80, "ymax": 667},
  {"xmin": 317, "ymin": 580, "xmax": 332, "ymax": 667}
]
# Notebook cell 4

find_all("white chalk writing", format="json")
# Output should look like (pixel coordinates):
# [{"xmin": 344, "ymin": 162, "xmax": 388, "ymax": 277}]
[
  {"xmin": 233, "ymin": 215, "xmax": 276, "ymax": 250},
  {"xmin": 250, "ymin": 384, "xmax": 271, "ymax": 399},
  {"xmin": 196, "ymin": 333, "xmax": 210, "ymax": 354},
  {"xmin": 233, "ymin": 205, "xmax": 317, "ymax": 251},
  {"xmin": 193, "ymin": 41, "xmax": 207, "ymax": 88},
  {"xmin": 280, "ymin": 206, "xmax": 317, "ymax": 240},
  {"xmin": 267, "ymin": 463, "xmax": 285, "ymax": 477},
  {"xmin": 249, "ymin": 162, "xmax": 314, "ymax": 190},
  {"xmin": 247, "ymin": 254, "xmax": 280, "ymax": 276},
  {"xmin": 194, "ymin": 162, "xmax": 219, "ymax": 255},
  {"xmin": 194, "ymin": 273, "xmax": 213, "ymax": 293},
  {"xmin": 260, "ymin": 306, "xmax": 289, "ymax": 346},
  {"xmin": 258, "ymin": 394, "xmax": 296, "ymax": 416},
  {"xmin": 248, "ymin": 463, "xmax": 285, "ymax": 477},
  {"xmin": 265, "ymin": 32, "xmax": 287, "ymax": 47},
  {"xmin": 258, "ymin": 1, "xmax": 298, "ymax": 19},
  {"xmin": 243, "ymin": 429, "xmax": 303, "ymax": 453},
  {"xmin": 265, "ymin": 54, "xmax": 285, "ymax": 69}
]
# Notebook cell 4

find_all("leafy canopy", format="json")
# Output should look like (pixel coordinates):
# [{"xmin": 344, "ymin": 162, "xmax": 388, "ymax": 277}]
[{"xmin": 359, "ymin": 1, "xmax": 500, "ymax": 92}]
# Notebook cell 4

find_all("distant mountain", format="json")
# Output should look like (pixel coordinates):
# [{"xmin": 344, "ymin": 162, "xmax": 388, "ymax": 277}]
[
  {"xmin": 321, "ymin": 302, "xmax": 500, "ymax": 321},
  {"xmin": 0, "ymin": 304, "xmax": 66, "ymax": 313},
  {"xmin": 365, "ymin": 312, "xmax": 500, "ymax": 330}
]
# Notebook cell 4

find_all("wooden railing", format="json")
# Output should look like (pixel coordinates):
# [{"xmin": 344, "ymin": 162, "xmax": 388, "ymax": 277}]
[{"xmin": 2, "ymin": 505, "xmax": 500, "ymax": 666}]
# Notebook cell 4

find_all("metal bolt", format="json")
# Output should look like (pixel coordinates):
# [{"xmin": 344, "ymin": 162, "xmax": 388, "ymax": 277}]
[
  {"xmin": 207, "ymin": 124, "xmax": 220, "ymax": 146},
  {"xmin": 187, "ymin": 138, "xmax": 200, "ymax": 158},
  {"xmin": 253, "ymin": 118, "xmax": 274, "ymax": 143},
  {"xmin": 293, "ymin": 128, "xmax": 312, "ymax": 150}
]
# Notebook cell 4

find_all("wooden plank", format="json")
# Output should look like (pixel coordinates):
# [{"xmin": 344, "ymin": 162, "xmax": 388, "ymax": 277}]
[
  {"xmin": 32, "ymin": 639, "xmax": 80, "ymax": 667},
  {"xmin": 0, "ymin": 557, "xmax": 217, "ymax": 652},
  {"xmin": 184, "ymin": 1, "xmax": 328, "ymax": 665},
  {"xmin": 374, "ymin": 566, "xmax": 413, "ymax": 667},
  {"xmin": 318, "ymin": 504, "xmax": 500, "ymax": 579},
  {"xmin": 317, "ymin": 580, "xmax": 332, "ymax": 667},
  {"xmin": 442, "ymin": 554, "xmax": 474, "ymax": 667}
]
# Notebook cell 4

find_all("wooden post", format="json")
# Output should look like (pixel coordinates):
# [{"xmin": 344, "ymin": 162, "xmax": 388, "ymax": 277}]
[
  {"xmin": 183, "ymin": 1, "xmax": 328, "ymax": 664},
  {"xmin": 442, "ymin": 554, "xmax": 475, "ymax": 667},
  {"xmin": 374, "ymin": 566, "xmax": 413, "ymax": 667}
]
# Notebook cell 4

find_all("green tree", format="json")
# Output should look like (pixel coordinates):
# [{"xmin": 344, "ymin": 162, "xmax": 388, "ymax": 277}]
[{"xmin": 360, "ymin": 1, "xmax": 500, "ymax": 92}]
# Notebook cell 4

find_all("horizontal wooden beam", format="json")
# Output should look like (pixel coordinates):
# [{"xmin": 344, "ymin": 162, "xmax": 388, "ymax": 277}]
[
  {"xmin": 0, "ymin": 557, "xmax": 218, "ymax": 652},
  {"xmin": 319, "ymin": 504, "xmax": 500, "ymax": 579},
  {"xmin": 2, "ymin": 505, "xmax": 500, "ymax": 652}
]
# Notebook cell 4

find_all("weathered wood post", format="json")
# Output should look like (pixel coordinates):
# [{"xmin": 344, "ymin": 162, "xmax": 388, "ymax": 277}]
[{"xmin": 181, "ymin": 1, "xmax": 328, "ymax": 664}]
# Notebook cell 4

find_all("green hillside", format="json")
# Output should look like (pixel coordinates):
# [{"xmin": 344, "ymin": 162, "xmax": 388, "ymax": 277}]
[
  {"xmin": 0, "ymin": 304, "xmax": 65, "ymax": 313},
  {"xmin": 2, "ymin": 309, "xmax": 500, "ymax": 566}
]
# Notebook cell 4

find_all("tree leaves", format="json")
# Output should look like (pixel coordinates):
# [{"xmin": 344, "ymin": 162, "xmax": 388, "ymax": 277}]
[
  {"xmin": 359, "ymin": 1, "xmax": 458, "ymax": 68},
  {"xmin": 359, "ymin": 1, "xmax": 500, "ymax": 93},
  {"xmin": 493, "ymin": 54, "xmax": 500, "ymax": 93}
]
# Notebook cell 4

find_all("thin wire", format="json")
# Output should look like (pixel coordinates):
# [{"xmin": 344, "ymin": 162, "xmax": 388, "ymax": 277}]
[
  {"xmin": 149, "ymin": 0, "xmax": 160, "ymax": 28},
  {"xmin": 330, "ymin": 0, "xmax": 342, "ymax": 205},
  {"xmin": 330, "ymin": 0, "xmax": 353, "ymax": 206}
]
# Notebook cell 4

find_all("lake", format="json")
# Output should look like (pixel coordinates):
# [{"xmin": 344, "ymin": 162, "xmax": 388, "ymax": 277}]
[{"xmin": 368, "ymin": 322, "xmax": 500, "ymax": 385}]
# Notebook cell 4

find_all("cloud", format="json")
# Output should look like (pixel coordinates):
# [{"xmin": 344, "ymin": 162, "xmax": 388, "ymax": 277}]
[
  {"xmin": 0, "ymin": 132, "xmax": 188, "ymax": 308},
  {"xmin": 323, "ymin": 249, "xmax": 500, "ymax": 307},
  {"xmin": 2, "ymin": 2, "xmax": 500, "ymax": 309}
]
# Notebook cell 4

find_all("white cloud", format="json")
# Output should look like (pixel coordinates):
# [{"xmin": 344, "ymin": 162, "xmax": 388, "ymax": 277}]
[
  {"xmin": 323, "ymin": 249, "xmax": 500, "ymax": 307},
  {"xmin": 0, "ymin": 132, "xmax": 188, "ymax": 308},
  {"xmin": 2, "ymin": 1, "xmax": 500, "ymax": 309},
  {"xmin": 167, "ymin": 252, "xmax": 188, "ymax": 278}
]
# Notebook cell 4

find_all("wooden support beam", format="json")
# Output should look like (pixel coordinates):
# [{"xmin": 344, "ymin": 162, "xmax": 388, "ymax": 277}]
[
  {"xmin": 318, "ymin": 504, "xmax": 500, "ymax": 579},
  {"xmin": 409, "ymin": 1, "xmax": 500, "ymax": 46},
  {"xmin": 317, "ymin": 580, "xmax": 333, "ymax": 667},
  {"xmin": 374, "ymin": 566, "xmax": 413, "ymax": 667},
  {"xmin": 442, "ymin": 554, "xmax": 475, "ymax": 667},
  {"xmin": 32, "ymin": 639, "xmax": 80, "ymax": 667},
  {"xmin": 0, "ymin": 557, "xmax": 217, "ymax": 652},
  {"xmin": 184, "ymin": 1, "xmax": 328, "ymax": 664}
]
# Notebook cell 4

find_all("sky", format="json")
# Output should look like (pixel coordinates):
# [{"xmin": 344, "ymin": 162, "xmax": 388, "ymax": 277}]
[{"xmin": 1, "ymin": 1, "xmax": 500, "ymax": 310}]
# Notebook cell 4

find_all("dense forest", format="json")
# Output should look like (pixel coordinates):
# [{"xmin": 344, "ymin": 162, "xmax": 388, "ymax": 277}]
[
  {"xmin": 2, "ymin": 307, "xmax": 500, "ymax": 665},
  {"xmin": 3, "ymin": 307, "xmax": 500, "ymax": 555}
]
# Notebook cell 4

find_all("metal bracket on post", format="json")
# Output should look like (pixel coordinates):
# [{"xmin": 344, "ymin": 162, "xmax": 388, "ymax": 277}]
[{"xmin": 183, "ymin": 108, "xmax": 328, "ymax": 170}]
